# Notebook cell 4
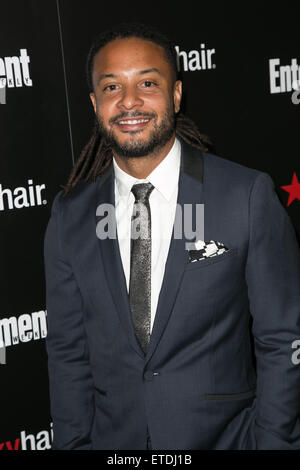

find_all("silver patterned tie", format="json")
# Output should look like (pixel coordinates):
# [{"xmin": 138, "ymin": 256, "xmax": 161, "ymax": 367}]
[{"xmin": 129, "ymin": 182, "xmax": 154, "ymax": 355}]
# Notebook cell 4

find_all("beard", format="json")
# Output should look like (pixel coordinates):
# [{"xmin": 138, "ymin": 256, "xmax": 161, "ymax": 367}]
[{"xmin": 96, "ymin": 105, "xmax": 176, "ymax": 158}]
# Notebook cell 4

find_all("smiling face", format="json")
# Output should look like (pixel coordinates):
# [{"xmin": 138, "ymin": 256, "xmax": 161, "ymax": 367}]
[{"xmin": 89, "ymin": 37, "xmax": 182, "ymax": 158}]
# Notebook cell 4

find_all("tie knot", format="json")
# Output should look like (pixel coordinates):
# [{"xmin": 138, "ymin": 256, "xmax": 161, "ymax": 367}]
[{"xmin": 131, "ymin": 182, "xmax": 154, "ymax": 203}]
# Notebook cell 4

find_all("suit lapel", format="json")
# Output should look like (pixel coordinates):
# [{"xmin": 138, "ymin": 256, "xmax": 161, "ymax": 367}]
[{"xmin": 95, "ymin": 163, "xmax": 145, "ymax": 359}]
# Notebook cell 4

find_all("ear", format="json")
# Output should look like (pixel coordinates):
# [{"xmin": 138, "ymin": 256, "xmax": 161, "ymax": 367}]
[
  {"xmin": 89, "ymin": 92, "xmax": 97, "ymax": 113},
  {"xmin": 173, "ymin": 80, "xmax": 182, "ymax": 114}
]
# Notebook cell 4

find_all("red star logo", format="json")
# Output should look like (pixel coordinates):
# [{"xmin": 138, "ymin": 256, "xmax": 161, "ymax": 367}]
[{"xmin": 281, "ymin": 172, "xmax": 300, "ymax": 206}]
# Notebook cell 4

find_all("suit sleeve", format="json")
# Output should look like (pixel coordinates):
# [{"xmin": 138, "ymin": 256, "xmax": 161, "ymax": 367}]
[
  {"xmin": 245, "ymin": 172, "xmax": 300, "ymax": 450},
  {"xmin": 44, "ymin": 192, "xmax": 95, "ymax": 450}
]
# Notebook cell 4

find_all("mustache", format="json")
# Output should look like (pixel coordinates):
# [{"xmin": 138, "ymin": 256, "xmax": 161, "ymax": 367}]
[{"xmin": 109, "ymin": 111, "xmax": 157, "ymax": 124}]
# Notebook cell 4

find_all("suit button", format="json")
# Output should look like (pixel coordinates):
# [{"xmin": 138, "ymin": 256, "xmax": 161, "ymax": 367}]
[{"xmin": 143, "ymin": 370, "xmax": 159, "ymax": 381}]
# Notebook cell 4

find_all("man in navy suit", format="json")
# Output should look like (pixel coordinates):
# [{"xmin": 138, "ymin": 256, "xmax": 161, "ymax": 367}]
[{"xmin": 44, "ymin": 22, "xmax": 300, "ymax": 450}]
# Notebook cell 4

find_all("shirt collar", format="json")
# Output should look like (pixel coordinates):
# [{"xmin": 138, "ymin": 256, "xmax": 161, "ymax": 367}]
[{"xmin": 113, "ymin": 137, "xmax": 181, "ymax": 202}]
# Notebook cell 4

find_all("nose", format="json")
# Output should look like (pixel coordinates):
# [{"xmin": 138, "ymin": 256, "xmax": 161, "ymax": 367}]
[{"xmin": 117, "ymin": 85, "xmax": 144, "ymax": 110}]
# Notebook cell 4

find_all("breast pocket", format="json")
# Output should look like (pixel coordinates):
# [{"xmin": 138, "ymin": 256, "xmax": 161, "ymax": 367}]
[
  {"xmin": 184, "ymin": 247, "xmax": 238, "ymax": 271},
  {"xmin": 178, "ymin": 245, "xmax": 243, "ymax": 313}
]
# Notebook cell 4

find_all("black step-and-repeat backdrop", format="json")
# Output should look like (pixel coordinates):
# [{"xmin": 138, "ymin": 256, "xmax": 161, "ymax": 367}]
[{"xmin": 0, "ymin": 0, "xmax": 299, "ymax": 450}]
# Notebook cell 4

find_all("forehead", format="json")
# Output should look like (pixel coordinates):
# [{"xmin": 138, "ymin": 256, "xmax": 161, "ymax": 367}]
[{"xmin": 92, "ymin": 37, "xmax": 172, "ymax": 79}]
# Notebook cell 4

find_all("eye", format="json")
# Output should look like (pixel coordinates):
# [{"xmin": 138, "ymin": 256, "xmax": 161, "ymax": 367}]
[
  {"xmin": 103, "ymin": 84, "xmax": 118, "ymax": 92},
  {"xmin": 142, "ymin": 80, "xmax": 157, "ymax": 88}
]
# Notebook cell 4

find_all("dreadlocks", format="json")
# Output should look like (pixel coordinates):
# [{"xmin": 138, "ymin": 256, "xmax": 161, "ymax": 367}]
[{"xmin": 62, "ymin": 22, "xmax": 213, "ymax": 196}]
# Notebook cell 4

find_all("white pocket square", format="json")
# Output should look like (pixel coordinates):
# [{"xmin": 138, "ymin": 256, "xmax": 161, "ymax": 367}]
[{"xmin": 188, "ymin": 239, "xmax": 229, "ymax": 263}]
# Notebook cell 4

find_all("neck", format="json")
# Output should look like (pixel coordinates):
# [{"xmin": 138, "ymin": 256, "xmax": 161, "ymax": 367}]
[{"xmin": 113, "ymin": 135, "xmax": 175, "ymax": 179}]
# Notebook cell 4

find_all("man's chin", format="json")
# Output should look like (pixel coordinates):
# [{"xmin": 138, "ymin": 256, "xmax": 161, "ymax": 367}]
[
  {"xmin": 112, "ymin": 144, "xmax": 154, "ymax": 158},
  {"xmin": 109, "ymin": 135, "xmax": 157, "ymax": 158},
  {"xmin": 101, "ymin": 118, "xmax": 176, "ymax": 158}
]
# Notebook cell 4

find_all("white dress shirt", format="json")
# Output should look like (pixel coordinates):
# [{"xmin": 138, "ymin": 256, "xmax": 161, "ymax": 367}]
[{"xmin": 113, "ymin": 137, "xmax": 181, "ymax": 334}]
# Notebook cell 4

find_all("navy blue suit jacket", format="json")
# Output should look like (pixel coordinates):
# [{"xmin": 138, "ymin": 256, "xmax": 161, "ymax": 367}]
[{"xmin": 44, "ymin": 139, "xmax": 300, "ymax": 449}]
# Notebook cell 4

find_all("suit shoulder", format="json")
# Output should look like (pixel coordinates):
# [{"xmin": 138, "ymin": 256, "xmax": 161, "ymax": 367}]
[
  {"xmin": 202, "ymin": 151, "xmax": 278, "ymax": 208},
  {"xmin": 50, "ymin": 172, "xmax": 106, "ymax": 214},
  {"xmin": 203, "ymin": 151, "xmax": 270, "ymax": 187}
]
